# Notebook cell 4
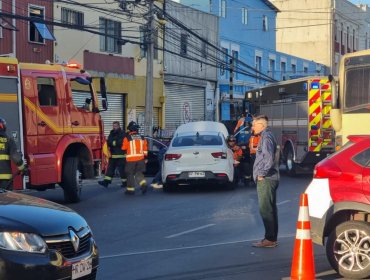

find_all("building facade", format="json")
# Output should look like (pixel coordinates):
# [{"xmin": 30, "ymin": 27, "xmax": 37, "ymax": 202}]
[
  {"xmin": 179, "ymin": 0, "xmax": 326, "ymax": 121},
  {"xmin": 163, "ymin": 1, "xmax": 218, "ymax": 133},
  {"xmin": 0, "ymin": 0, "xmax": 54, "ymax": 63},
  {"xmin": 271, "ymin": 0, "xmax": 370, "ymax": 74},
  {"xmin": 53, "ymin": 0, "xmax": 165, "ymax": 135}
]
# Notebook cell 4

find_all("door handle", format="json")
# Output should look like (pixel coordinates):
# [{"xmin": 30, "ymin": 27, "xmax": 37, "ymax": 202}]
[
  {"xmin": 72, "ymin": 121, "xmax": 80, "ymax": 126},
  {"xmin": 38, "ymin": 121, "xmax": 46, "ymax": 127}
]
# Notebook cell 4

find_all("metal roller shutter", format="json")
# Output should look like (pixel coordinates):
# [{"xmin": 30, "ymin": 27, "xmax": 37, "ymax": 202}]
[
  {"xmin": 72, "ymin": 91, "xmax": 125, "ymax": 136},
  {"xmin": 164, "ymin": 83, "xmax": 205, "ymax": 132}
]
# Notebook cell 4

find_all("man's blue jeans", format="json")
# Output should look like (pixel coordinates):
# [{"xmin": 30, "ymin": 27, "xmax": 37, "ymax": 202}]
[{"xmin": 256, "ymin": 177, "xmax": 279, "ymax": 242}]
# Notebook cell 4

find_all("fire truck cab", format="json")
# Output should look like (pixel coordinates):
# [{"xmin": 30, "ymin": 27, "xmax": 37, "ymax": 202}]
[
  {"xmin": 0, "ymin": 57, "xmax": 107, "ymax": 202},
  {"xmin": 248, "ymin": 77, "xmax": 335, "ymax": 175}
]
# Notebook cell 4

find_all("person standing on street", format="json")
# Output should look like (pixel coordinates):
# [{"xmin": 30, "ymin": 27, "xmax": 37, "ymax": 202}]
[
  {"xmin": 0, "ymin": 117, "xmax": 26, "ymax": 190},
  {"xmin": 251, "ymin": 115, "xmax": 280, "ymax": 248},
  {"xmin": 122, "ymin": 121, "xmax": 148, "ymax": 195},
  {"xmin": 99, "ymin": 121, "xmax": 127, "ymax": 188}
]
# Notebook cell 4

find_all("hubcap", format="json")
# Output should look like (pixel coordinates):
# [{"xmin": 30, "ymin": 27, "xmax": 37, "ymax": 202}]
[{"xmin": 334, "ymin": 229, "xmax": 370, "ymax": 272}]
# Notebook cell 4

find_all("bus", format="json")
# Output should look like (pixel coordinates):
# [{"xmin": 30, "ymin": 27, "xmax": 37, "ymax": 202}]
[{"xmin": 331, "ymin": 50, "xmax": 370, "ymax": 148}]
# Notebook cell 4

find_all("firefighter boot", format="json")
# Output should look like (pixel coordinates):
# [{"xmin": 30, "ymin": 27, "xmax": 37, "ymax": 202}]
[
  {"xmin": 121, "ymin": 178, "xmax": 127, "ymax": 188},
  {"xmin": 125, "ymin": 186, "xmax": 135, "ymax": 195},
  {"xmin": 98, "ymin": 180, "xmax": 110, "ymax": 188},
  {"xmin": 139, "ymin": 179, "xmax": 148, "ymax": 194}
]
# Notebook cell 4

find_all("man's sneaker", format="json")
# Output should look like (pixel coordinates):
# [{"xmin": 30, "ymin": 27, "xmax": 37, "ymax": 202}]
[
  {"xmin": 141, "ymin": 184, "xmax": 148, "ymax": 194},
  {"xmin": 98, "ymin": 180, "xmax": 109, "ymax": 188},
  {"xmin": 252, "ymin": 239, "xmax": 278, "ymax": 248},
  {"xmin": 150, "ymin": 182, "xmax": 163, "ymax": 189}
]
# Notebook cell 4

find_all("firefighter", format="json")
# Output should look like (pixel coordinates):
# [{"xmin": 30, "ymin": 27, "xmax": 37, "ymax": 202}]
[
  {"xmin": 98, "ymin": 121, "xmax": 127, "ymax": 188},
  {"xmin": 227, "ymin": 135, "xmax": 243, "ymax": 184},
  {"xmin": 0, "ymin": 117, "xmax": 26, "ymax": 190},
  {"xmin": 121, "ymin": 121, "xmax": 148, "ymax": 195}
]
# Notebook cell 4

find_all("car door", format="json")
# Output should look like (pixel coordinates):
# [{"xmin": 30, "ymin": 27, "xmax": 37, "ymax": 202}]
[{"xmin": 359, "ymin": 148, "xmax": 370, "ymax": 202}]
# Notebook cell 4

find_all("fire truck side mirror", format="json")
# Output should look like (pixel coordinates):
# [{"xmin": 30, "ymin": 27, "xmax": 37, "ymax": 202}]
[{"xmin": 100, "ymin": 77, "xmax": 108, "ymax": 111}]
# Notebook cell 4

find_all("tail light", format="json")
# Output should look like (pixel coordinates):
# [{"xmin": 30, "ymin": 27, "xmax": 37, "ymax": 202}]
[
  {"xmin": 211, "ymin": 152, "xmax": 227, "ymax": 159},
  {"xmin": 165, "ymin": 154, "xmax": 182, "ymax": 161},
  {"xmin": 216, "ymin": 173, "xmax": 227, "ymax": 177},
  {"xmin": 314, "ymin": 160, "xmax": 342, "ymax": 178}
]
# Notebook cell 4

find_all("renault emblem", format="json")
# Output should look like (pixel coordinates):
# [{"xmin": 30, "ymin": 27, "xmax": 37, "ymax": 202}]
[{"xmin": 69, "ymin": 229, "xmax": 80, "ymax": 252}]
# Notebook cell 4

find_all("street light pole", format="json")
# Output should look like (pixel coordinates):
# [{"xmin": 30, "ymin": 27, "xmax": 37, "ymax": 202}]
[{"xmin": 144, "ymin": 0, "xmax": 154, "ymax": 137}]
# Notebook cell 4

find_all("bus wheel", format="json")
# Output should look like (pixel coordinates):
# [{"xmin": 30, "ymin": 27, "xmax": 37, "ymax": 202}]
[
  {"xmin": 62, "ymin": 157, "xmax": 82, "ymax": 203},
  {"xmin": 285, "ymin": 146, "xmax": 296, "ymax": 176}
]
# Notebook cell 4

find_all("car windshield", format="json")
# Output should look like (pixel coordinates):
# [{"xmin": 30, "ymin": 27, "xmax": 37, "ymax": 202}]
[{"xmin": 172, "ymin": 135, "xmax": 222, "ymax": 147}]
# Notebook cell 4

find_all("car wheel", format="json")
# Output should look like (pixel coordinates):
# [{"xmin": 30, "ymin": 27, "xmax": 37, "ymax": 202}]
[
  {"xmin": 62, "ymin": 157, "xmax": 82, "ymax": 203},
  {"xmin": 326, "ymin": 221, "xmax": 370, "ymax": 279},
  {"xmin": 285, "ymin": 146, "xmax": 296, "ymax": 176}
]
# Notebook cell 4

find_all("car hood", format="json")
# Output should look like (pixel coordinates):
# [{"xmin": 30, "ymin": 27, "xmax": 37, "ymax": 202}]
[{"xmin": 0, "ymin": 191, "xmax": 89, "ymax": 236}]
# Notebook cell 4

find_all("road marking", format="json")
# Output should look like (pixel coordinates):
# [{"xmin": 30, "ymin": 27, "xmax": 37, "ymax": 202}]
[
  {"xmin": 100, "ymin": 234, "xmax": 296, "ymax": 260},
  {"xmin": 277, "ymin": 200, "xmax": 290, "ymax": 206},
  {"xmin": 165, "ymin": 224, "xmax": 216, "ymax": 238}
]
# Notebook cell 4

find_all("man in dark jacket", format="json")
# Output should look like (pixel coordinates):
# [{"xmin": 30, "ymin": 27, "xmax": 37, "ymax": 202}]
[
  {"xmin": 0, "ymin": 117, "xmax": 25, "ymax": 190},
  {"xmin": 99, "ymin": 121, "xmax": 127, "ymax": 188},
  {"xmin": 251, "ymin": 115, "xmax": 280, "ymax": 248}
]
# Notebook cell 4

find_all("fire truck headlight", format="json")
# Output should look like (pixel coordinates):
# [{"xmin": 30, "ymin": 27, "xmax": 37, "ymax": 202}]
[{"xmin": 0, "ymin": 232, "xmax": 47, "ymax": 253}]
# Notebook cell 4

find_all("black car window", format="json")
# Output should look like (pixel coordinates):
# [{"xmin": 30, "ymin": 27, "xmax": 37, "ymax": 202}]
[
  {"xmin": 352, "ymin": 148, "xmax": 370, "ymax": 167},
  {"xmin": 172, "ymin": 135, "xmax": 222, "ymax": 147}
]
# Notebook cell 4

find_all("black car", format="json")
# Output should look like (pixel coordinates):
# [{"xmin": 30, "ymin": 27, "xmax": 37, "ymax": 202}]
[{"xmin": 0, "ymin": 189, "xmax": 99, "ymax": 279}]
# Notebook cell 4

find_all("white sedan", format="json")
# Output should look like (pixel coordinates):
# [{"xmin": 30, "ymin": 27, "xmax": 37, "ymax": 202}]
[{"xmin": 162, "ymin": 121, "xmax": 235, "ymax": 191}]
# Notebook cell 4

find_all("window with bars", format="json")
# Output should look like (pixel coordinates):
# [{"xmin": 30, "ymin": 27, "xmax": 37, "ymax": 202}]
[
  {"xmin": 180, "ymin": 33, "xmax": 188, "ymax": 55},
  {"xmin": 61, "ymin": 8, "xmax": 84, "ymax": 27},
  {"xmin": 219, "ymin": 0, "xmax": 226, "ymax": 18},
  {"xmin": 242, "ymin": 8, "xmax": 248, "ymax": 25},
  {"xmin": 99, "ymin": 17, "xmax": 122, "ymax": 54},
  {"xmin": 262, "ymin": 15, "xmax": 268, "ymax": 31},
  {"xmin": 29, "ymin": 6, "xmax": 45, "ymax": 43}
]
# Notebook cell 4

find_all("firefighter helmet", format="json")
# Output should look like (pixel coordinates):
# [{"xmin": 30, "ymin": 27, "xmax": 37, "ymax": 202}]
[
  {"xmin": 0, "ymin": 117, "xmax": 6, "ymax": 131},
  {"xmin": 127, "ymin": 121, "xmax": 140, "ymax": 132}
]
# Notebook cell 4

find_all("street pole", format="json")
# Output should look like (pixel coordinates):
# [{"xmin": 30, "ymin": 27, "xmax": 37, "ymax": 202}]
[{"xmin": 144, "ymin": 0, "xmax": 154, "ymax": 137}]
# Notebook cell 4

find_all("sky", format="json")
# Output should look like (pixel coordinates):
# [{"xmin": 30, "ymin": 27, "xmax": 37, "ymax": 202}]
[{"xmin": 350, "ymin": 0, "xmax": 370, "ymax": 5}]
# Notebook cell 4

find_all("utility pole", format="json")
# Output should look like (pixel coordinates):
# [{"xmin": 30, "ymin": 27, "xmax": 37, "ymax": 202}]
[
  {"xmin": 144, "ymin": 0, "xmax": 154, "ymax": 137},
  {"xmin": 229, "ymin": 58, "xmax": 234, "ymax": 100}
]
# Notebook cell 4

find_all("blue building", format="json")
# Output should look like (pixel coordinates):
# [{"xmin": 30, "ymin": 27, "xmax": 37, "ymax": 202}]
[{"xmin": 179, "ymin": 0, "xmax": 327, "ymax": 119}]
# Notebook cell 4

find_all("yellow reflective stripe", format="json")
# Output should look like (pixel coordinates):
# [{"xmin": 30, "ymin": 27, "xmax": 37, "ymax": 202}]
[
  {"xmin": 104, "ymin": 176, "xmax": 112, "ymax": 180},
  {"xmin": 0, "ymin": 174, "xmax": 12, "ymax": 179},
  {"xmin": 126, "ymin": 154, "xmax": 145, "ymax": 158},
  {"xmin": 139, "ymin": 179, "xmax": 146, "ymax": 186},
  {"xmin": 0, "ymin": 155, "xmax": 10, "ymax": 160},
  {"xmin": 126, "ymin": 187, "xmax": 135, "ymax": 191},
  {"xmin": 0, "ymin": 94, "xmax": 17, "ymax": 102},
  {"xmin": 111, "ymin": 155, "xmax": 126, "ymax": 159}
]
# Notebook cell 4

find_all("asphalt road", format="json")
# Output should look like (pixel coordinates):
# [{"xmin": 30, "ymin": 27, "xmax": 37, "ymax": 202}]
[{"xmin": 30, "ymin": 173, "xmax": 350, "ymax": 280}]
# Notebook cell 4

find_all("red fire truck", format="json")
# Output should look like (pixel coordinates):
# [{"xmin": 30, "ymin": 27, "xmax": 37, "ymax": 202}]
[
  {"xmin": 0, "ymin": 57, "xmax": 108, "ymax": 202},
  {"xmin": 248, "ymin": 77, "xmax": 335, "ymax": 175}
]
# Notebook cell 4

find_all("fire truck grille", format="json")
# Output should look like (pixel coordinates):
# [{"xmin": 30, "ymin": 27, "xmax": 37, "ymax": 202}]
[{"xmin": 47, "ymin": 233, "xmax": 91, "ymax": 259}]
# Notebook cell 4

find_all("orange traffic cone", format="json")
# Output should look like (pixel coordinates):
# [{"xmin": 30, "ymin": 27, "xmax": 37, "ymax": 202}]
[{"xmin": 291, "ymin": 193, "xmax": 315, "ymax": 280}]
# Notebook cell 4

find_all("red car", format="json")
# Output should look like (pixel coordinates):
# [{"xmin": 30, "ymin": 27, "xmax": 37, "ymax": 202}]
[{"xmin": 305, "ymin": 135, "xmax": 370, "ymax": 279}]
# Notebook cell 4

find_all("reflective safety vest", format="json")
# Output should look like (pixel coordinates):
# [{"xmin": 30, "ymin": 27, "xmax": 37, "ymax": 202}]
[
  {"xmin": 0, "ymin": 132, "xmax": 24, "ymax": 180},
  {"xmin": 249, "ymin": 135, "xmax": 261, "ymax": 155},
  {"xmin": 121, "ymin": 133, "xmax": 148, "ymax": 162}
]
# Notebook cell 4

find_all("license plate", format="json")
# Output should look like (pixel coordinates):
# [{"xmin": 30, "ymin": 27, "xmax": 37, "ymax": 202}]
[
  {"xmin": 72, "ymin": 258, "xmax": 92, "ymax": 280},
  {"xmin": 189, "ymin": 171, "xmax": 205, "ymax": 178}
]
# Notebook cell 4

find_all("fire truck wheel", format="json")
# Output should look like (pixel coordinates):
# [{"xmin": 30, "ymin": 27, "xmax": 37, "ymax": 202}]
[
  {"xmin": 62, "ymin": 157, "xmax": 82, "ymax": 203},
  {"xmin": 285, "ymin": 146, "xmax": 296, "ymax": 176}
]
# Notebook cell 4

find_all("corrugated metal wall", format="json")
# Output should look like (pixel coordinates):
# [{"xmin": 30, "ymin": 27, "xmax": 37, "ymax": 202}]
[
  {"xmin": 72, "ymin": 91, "xmax": 125, "ymax": 136},
  {"xmin": 164, "ymin": 83, "xmax": 205, "ymax": 132}
]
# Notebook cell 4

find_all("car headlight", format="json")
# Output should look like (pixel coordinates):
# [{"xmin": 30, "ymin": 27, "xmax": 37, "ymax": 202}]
[{"xmin": 0, "ymin": 232, "xmax": 47, "ymax": 253}]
